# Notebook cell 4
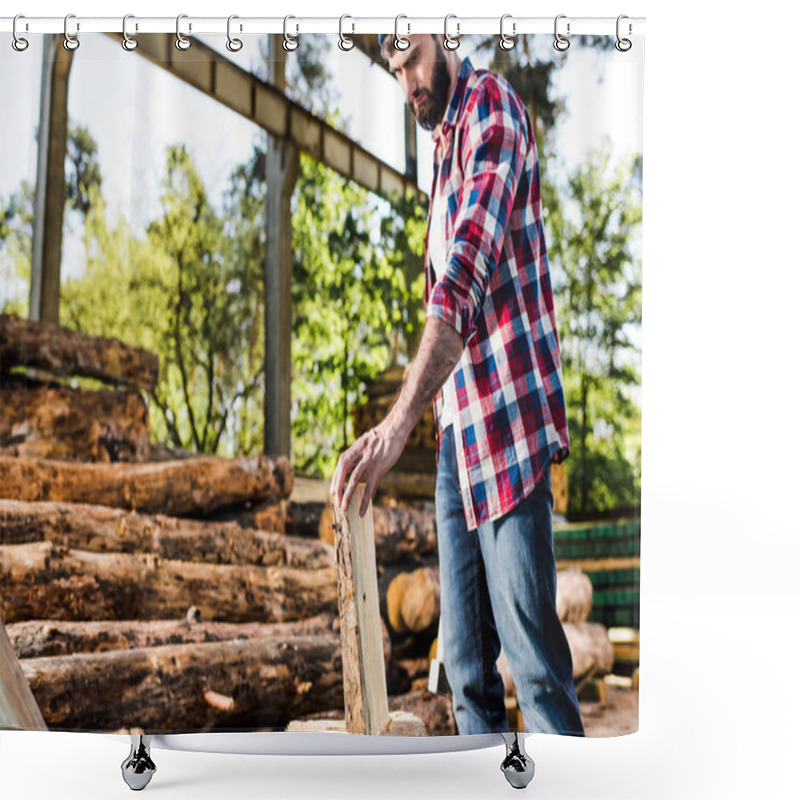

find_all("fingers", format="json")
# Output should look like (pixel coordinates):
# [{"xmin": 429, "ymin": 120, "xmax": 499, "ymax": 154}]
[
  {"xmin": 331, "ymin": 443, "xmax": 359, "ymax": 508},
  {"xmin": 341, "ymin": 460, "xmax": 367, "ymax": 516},
  {"xmin": 360, "ymin": 474, "xmax": 378, "ymax": 518}
]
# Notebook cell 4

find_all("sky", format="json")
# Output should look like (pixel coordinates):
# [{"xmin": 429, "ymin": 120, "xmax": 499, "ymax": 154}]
[{"xmin": 0, "ymin": 31, "xmax": 643, "ymax": 295}]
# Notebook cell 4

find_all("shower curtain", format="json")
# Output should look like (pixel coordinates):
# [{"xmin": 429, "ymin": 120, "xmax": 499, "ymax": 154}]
[{"xmin": 0, "ymin": 22, "xmax": 643, "ymax": 741}]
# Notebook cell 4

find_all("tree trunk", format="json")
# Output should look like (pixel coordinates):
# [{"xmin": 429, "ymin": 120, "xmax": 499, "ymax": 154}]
[
  {"xmin": 0, "ymin": 541, "xmax": 337, "ymax": 624},
  {"xmin": 0, "ymin": 453, "xmax": 293, "ymax": 515},
  {"xmin": 0, "ymin": 500, "xmax": 331, "ymax": 569},
  {"xmin": 0, "ymin": 376, "xmax": 151, "ymax": 462},
  {"xmin": 0, "ymin": 313, "xmax": 159, "ymax": 390},
  {"xmin": 386, "ymin": 567, "xmax": 440, "ymax": 634},
  {"xmin": 7, "ymin": 613, "xmax": 339, "ymax": 659},
  {"xmin": 21, "ymin": 634, "xmax": 342, "ymax": 731}
]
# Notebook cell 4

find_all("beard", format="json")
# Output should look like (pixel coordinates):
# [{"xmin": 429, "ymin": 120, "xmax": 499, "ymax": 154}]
[{"xmin": 410, "ymin": 56, "xmax": 452, "ymax": 131}]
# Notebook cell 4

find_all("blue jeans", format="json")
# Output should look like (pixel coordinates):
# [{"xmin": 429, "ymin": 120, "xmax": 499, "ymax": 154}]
[{"xmin": 435, "ymin": 424, "xmax": 585, "ymax": 736}]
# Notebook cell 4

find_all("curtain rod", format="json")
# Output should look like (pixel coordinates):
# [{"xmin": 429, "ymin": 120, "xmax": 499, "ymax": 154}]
[{"xmin": 0, "ymin": 15, "xmax": 646, "ymax": 37}]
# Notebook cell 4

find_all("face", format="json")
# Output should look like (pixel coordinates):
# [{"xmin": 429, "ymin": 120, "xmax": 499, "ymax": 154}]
[{"xmin": 387, "ymin": 35, "xmax": 452, "ymax": 131}]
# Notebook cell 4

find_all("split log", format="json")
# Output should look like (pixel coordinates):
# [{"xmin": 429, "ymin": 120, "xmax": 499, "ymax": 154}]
[
  {"xmin": 0, "ymin": 499, "xmax": 331, "ymax": 568},
  {"xmin": 0, "ymin": 313, "xmax": 159, "ymax": 390},
  {"xmin": 332, "ymin": 485, "xmax": 390, "ymax": 735},
  {"xmin": 7, "ymin": 613, "xmax": 339, "ymax": 659},
  {"xmin": 556, "ymin": 567, "xmax": 593, "ymax": 623},
  {"xmin": 21, "ymin": 633, "xmax": 342, "ymax": 731},
  {"xmin": 0, "ymin": 376, "xmax": 150, "ymax": 462},
  {"xmin": 0, "ymin": 453, "xmax": 293, "ymax": 515},
  {"xmin": 386, "ymin": 567, "xmax": 440, "ymax": 634},
  {"xmin": 0, "ymin": 541, "xmax": 337, "ymax": 624}
]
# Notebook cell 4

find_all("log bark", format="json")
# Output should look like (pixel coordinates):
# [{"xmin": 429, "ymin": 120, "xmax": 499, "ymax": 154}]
[
  {"xmin": 0, "ymin": 541, "xmax": 337, "ymax": 624},
  {"xmin": 321, "ymin": 501, "xmax": 438, "ymax": 564},
  {"xmin": 0, "ymin": 313, "xmax": 159, "ymax": 390},
  {"xmin": 0, "ymin": 453, "xmax": 293, "ymax": 515},
  {"xmin": 21, "ymin": 633, "xmax": 343, "ymax": 731},
  {"xmin": 285, "ymin": 501, "xmax": 325, "ymax": 538},
  {"xmin": 202, "ymin": 498, "xmax": 287, "ymax": 534},
  {"xmin": 0, "ymin": 376, "xmax": 150, "ymax": 462},
  {"xmin": 7, "ymin": 613, "xmax": 339, "ymax": 659},
  {"xmin": 0, "ymin": 499, "xmax": 331, "ymax": 569}
]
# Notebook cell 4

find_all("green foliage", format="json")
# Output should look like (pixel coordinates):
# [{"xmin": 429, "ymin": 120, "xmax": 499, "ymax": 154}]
[
  {"xmin": 544, "ymin": 142, "xmax": 642, "ymax": 516},
  {"xmin": 290, "ymin": 155, "xmax": 427, "ymax": 476}
]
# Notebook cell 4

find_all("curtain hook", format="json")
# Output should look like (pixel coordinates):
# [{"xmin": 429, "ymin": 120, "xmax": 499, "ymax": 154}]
[
  {"xmin": 226, "ymin": 15, "xmax": 243, "ymax": 52},
  {"xmin": 394, "ymin": 15, "xmax": 410, "ymax": 51},
  {"xmin": 12, "ymin": 14, "xmax": 29, "ymax": 52},
  {"xmin": 122, "ymin": 14, "xmax": 138, "ymax": 51},
  {"xmin": 338, "ymin": 14, "xmax": 354, "ymax": 51},
  {"xmin": 175, "ymin": 14, "xmax": 191, "ymax": 51},
  {"xmin": 63, "ymin": 13, "xmax": 80, "ymax": 51},
  {"xmin": 283, "ymin": 15, "xmax": 299, "ymax": 51},
  {"xmin": 616, "ymin": 15, "xmax": 632, "ymax": 51},
  {"xmin": 499, "ymin": 14, "xmax": 516, "ymax": 51},
  {"xmin": 554, "ymin": 14, "xmax": 570, "ymax": 51},
  {"xmin": 444, "ymin": 14, "xmax": 460, "ymax": 51}
]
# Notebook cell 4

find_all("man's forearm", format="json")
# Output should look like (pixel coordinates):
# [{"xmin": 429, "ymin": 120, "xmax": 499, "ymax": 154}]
[{"xmin": 385, "ymin": 316, "xmax": 464, "ymax": 440}]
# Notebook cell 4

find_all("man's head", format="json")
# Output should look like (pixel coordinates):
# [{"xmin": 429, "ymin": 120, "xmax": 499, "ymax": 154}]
[{"xmin": 379, "ymin": 34, "xmax": 458, "ymax": 132}]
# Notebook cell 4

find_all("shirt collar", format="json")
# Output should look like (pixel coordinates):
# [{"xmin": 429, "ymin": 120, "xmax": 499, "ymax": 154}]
[{"xmin": 432, "ymin": 56, "xmax": 474, "ymax": 145}]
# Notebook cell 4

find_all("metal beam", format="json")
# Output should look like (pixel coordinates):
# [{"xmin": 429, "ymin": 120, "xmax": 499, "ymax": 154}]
[
  {"xmin": 29, "ymin": 35, "xmax": 73, "ymax": 323},
  {"xmin": 111, "ymin": 32, "xmax": 424, "ymax": 206}
]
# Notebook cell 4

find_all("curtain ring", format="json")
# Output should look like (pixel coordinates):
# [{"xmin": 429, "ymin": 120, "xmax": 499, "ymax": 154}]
[
  {"xmin": 283, "ymin": 15, "xmax": 299, "ymax": 51},
  {"xmin": 394, "ymin": 15, "xmax": 410, "ymax": 51},
  {"xmin": 554, "ymin": 14, "xmax": 570, "ymax": 51},
  {"xmin": 443, "ymin": 14, "xmax": 460, "ymax": 51},
  {"xmin": 12, "ymin": 15, "xmax": 29, "ymax": 52},
  {"xmin": 616, "ymin": 15, "xmax": 632, "ymax": 51},
  {"xmin": 499, "ymin": 14, "xmax": 516, "ymax": 51},
  {"xmin": 122, "ymin": 14, "xmax": 138, "ymax": 51},
  {"xmin": 175, "ymin": 14, "xmax": 191, "ymax": 51},
  {"xmin": 338, "ymin": 14, "xmax": 354, "ymax": 51},
  {"xmin": 63, "ymin": 13, "xmax": 80, "ymax": 51},
  {"xmin": 226, "ymin": 15, "xmax": 243, "ymax": 52}
]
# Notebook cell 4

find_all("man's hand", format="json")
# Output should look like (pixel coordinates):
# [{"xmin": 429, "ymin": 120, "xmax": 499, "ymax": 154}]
[{"xmin": 330, "ymin": 418, "xmax": 408, "ymax": 517}]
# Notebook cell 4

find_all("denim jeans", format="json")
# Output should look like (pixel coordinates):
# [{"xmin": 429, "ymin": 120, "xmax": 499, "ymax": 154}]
[{"xmin": 435, "ymin": 424, "xmax": 585, "ymax": 736}]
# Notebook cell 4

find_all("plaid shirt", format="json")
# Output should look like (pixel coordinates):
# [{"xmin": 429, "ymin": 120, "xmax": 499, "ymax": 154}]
[{"xmin": 424, "ymin": 56, "xmax": 570, "ymax": 531}]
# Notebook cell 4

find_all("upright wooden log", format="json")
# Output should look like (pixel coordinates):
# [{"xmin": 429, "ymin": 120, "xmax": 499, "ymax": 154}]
[
  {"xmin": 0, "ymin": 313, "xmax": 159, "ymax": 389},
  {"xmin": 333, "ymin": 485, "xmax": 390, "ymax": 735},
  {"xmin": 0, "ymin": 453, "xmax": 293, "ymax": 516},
  {"xmin": 0, "ymin": 613, "xmax": 48, "ymax": 730},
  {"xmin": 562, "ymin": 621, "xmax": 615, "ymax": 680},
  {"xmin": 0, "ymin": 377, "xmax": 150, "ymax": 462},
  {"xmin": 21, "ymin": 634, "xmax": 342, "ymax": 731},
  {"xmin": 0, "ymin": 541, "xmax": 337, "ymax": 624},
  {"xmin": 0, "ymin": 499, "xmax": 331, "ymax": 569}
]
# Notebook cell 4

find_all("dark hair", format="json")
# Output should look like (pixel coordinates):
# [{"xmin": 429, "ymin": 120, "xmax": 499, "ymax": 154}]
[{"xmin": 380, "ymin": 33, "xmax": 438, "ymax": 62}]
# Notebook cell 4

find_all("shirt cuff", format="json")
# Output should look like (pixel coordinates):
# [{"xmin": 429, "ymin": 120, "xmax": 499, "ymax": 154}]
[{"xmin": 426, "ymin": 278, "xmax": 477, "ymax": 343}]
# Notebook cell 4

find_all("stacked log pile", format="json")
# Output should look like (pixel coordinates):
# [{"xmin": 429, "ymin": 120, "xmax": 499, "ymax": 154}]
[{"xmin": 0, "ymin": 315, "xmax": 342, "ymax": 732}]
